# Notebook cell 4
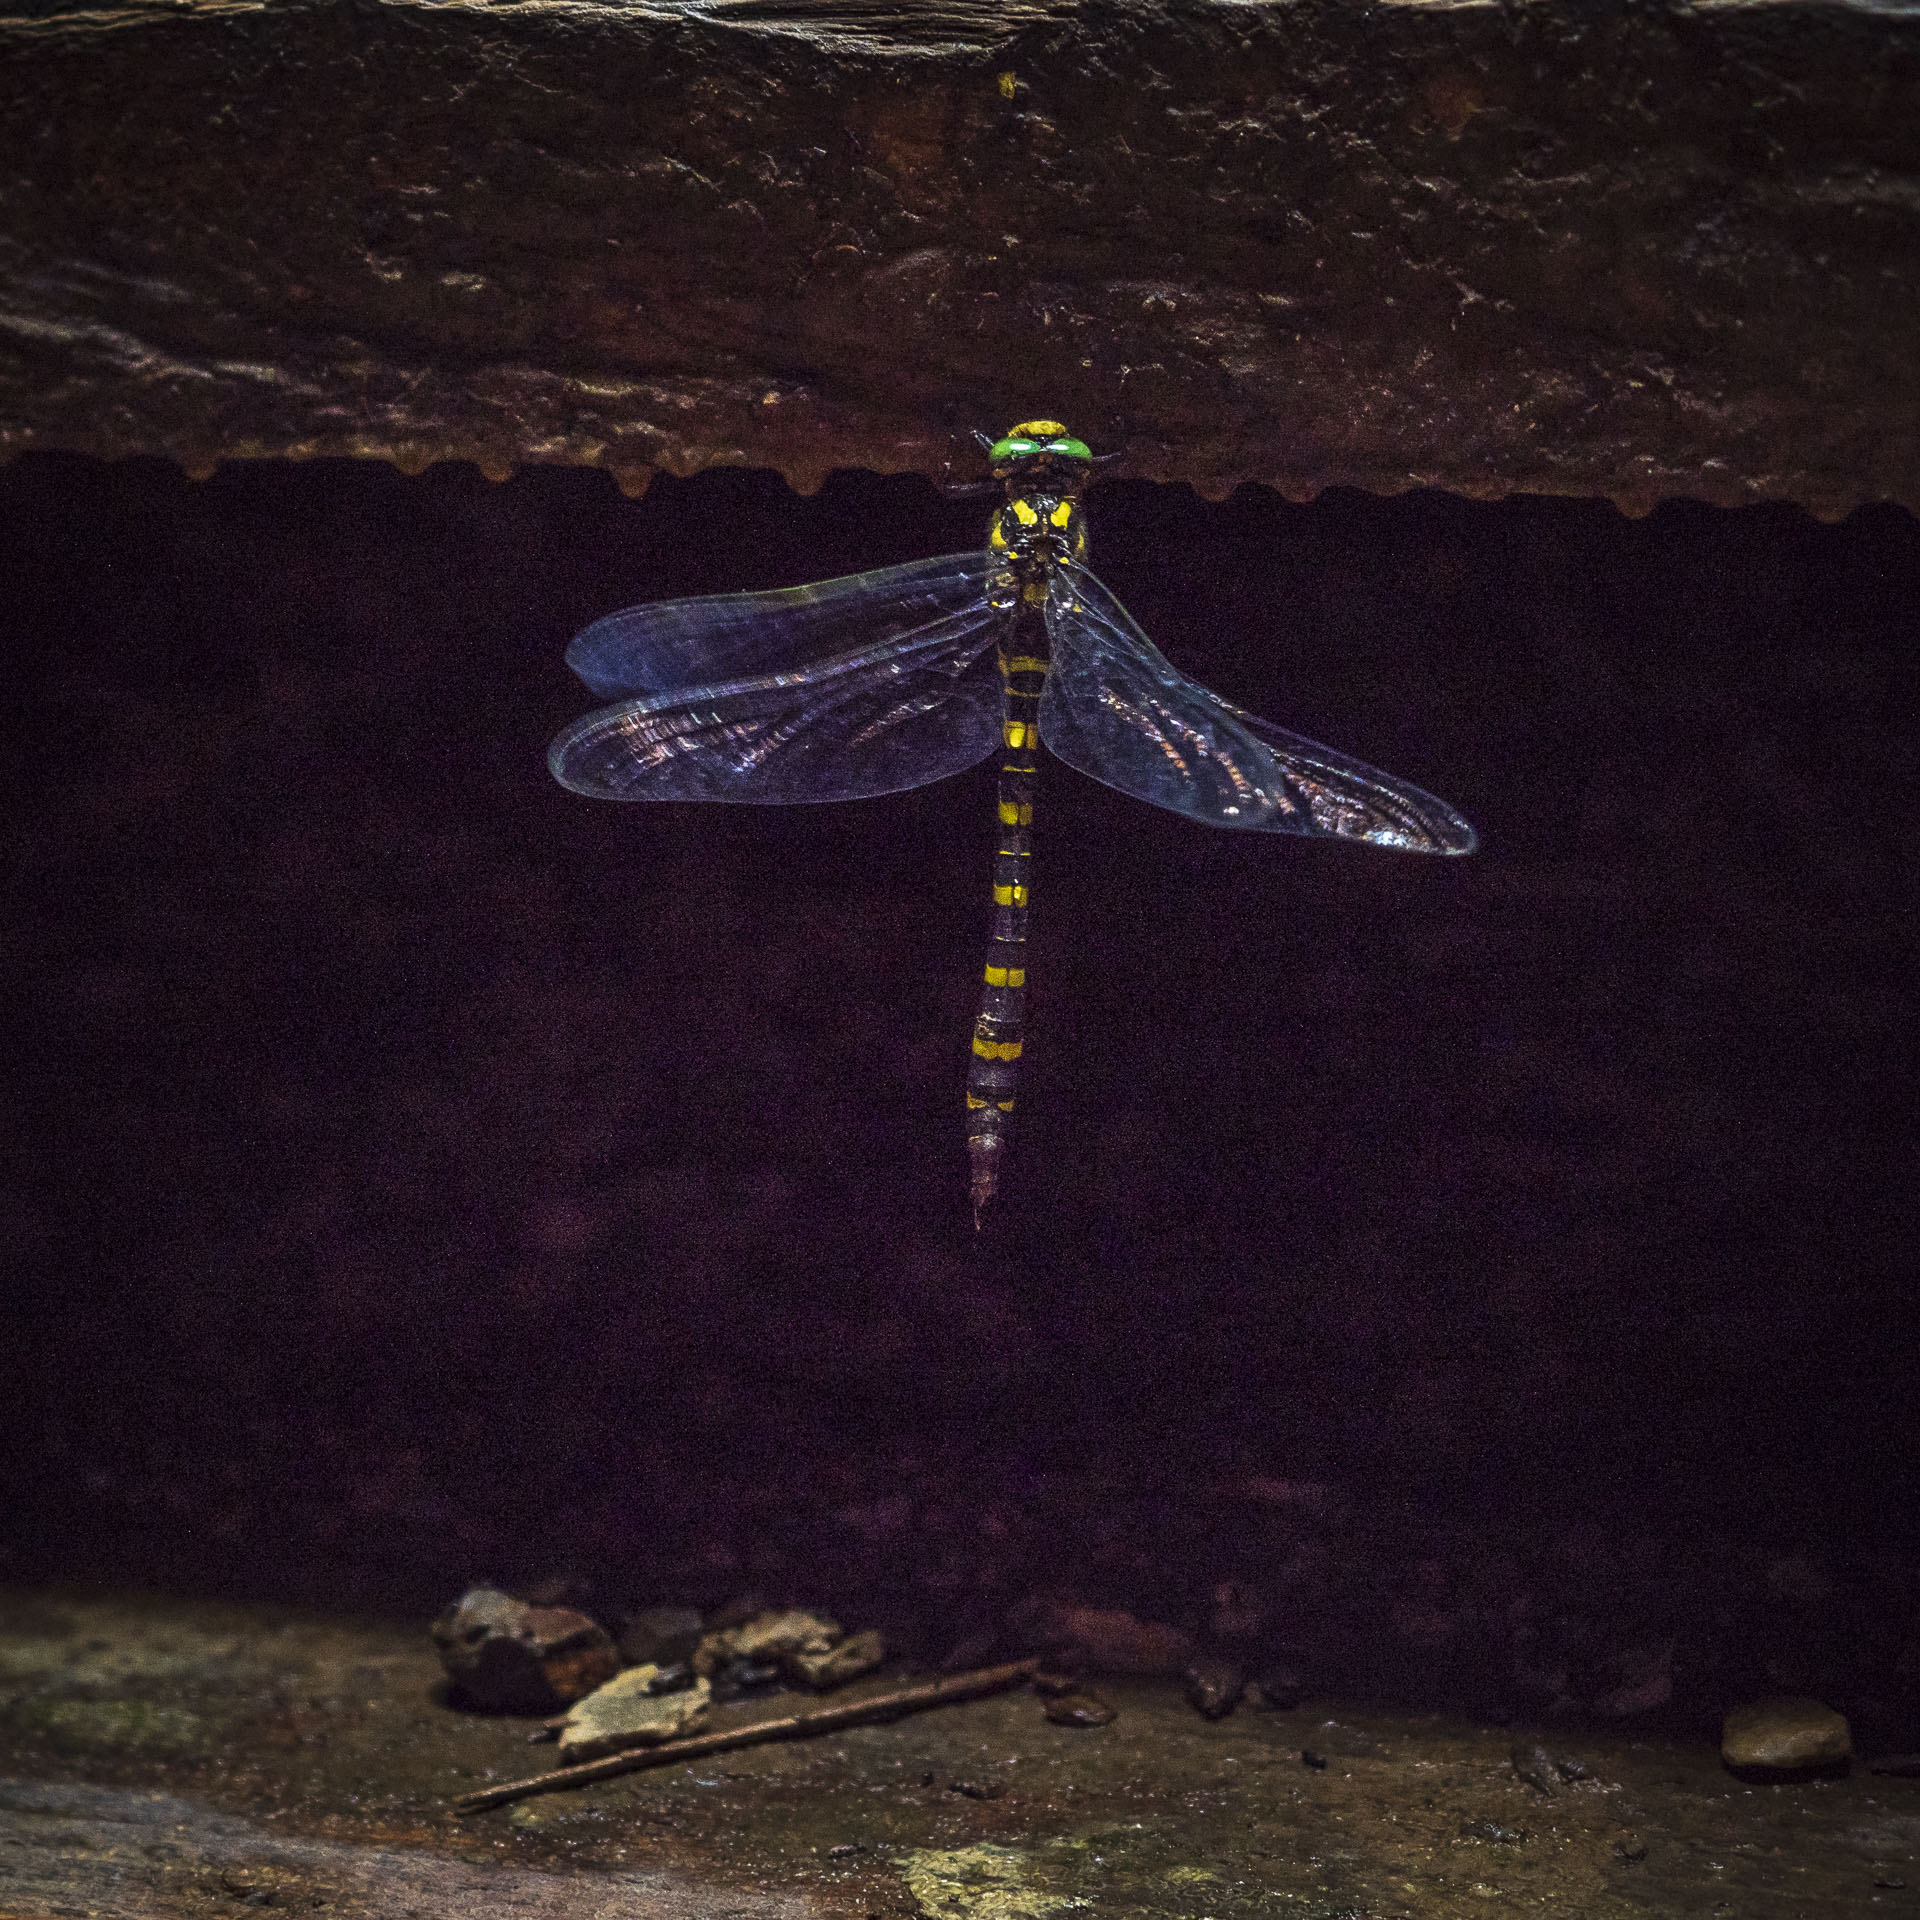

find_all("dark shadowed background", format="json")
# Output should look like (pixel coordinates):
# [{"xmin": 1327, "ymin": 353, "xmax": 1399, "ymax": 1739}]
[{"xmin": 2, "ymin": 454, "xmax": 1914, "ymax": 1722}]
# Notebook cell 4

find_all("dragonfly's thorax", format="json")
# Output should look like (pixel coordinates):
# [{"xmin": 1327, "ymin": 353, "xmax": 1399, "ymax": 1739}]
[{"xmin": 988, "ymin": 489, "xmax": 1087, "ymax": 609}]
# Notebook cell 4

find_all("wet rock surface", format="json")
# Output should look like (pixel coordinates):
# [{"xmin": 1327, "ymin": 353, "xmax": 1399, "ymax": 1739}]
[
  {"xmin": 2, "ymin": 1, "xmax": 1917, "ymax": 515},
  {"xmin": 6, "ymin": 1588, "xmax": 1916, "ymax": 1919}
]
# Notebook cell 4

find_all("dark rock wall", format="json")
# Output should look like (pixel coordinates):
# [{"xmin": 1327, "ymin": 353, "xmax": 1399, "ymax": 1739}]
[
  {"xmin": 4, "ymin": 454, "xmax": 1915, "ymax": 1624},
  {"xmin": 2, "ymin": 0, "xmax": 1917, "ymax": 517}
]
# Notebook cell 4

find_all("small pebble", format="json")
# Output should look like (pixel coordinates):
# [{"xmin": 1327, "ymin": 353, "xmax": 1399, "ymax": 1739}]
[
  {"xmin": 1868, "ymin": 1755, "xmax": 1920, "ymax": 1778},
  {"xmin": 1030, "ymin": 1669, "xmax": 1083, "ymax": 1697},
  {"xmin": 827, "ymin": 1843, "xmax": 864, "ymax": 1859},
  {"xmin": 1300, "ymin": 1749, "xmax": 1328, "ymax": 1770},
  {"xmin": 1510, "ymin": 1742, "xmax": 1559, "ymax": 1796},
  {"xmin": 1552, "ymin": 1752, "xmax": 1592, "ymax": 1782},
  {"xmin": 1615, "ymin": 1836, "xmax": 1647, "ymax": 1864},
  {"xmin": 1044, "ymin": 1690, "xmax": 1116, "ymax": 1728},
  {"xmin": 1183, "ymin": 1655, "xmax": 1247, "ymax": 1721},
  {"xmin": 948, "ymin": 1778, "xmax": 1003, "ymax": 1800}
]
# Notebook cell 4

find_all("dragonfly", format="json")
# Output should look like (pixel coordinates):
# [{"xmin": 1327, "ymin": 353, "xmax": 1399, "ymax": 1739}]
[{"xmin": 550, "ymin": 421, "xmax": 1476, "ymax": 1219}]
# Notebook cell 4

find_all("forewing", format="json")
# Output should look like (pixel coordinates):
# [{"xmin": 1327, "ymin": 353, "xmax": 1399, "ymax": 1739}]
[
  {"xmin": 549, "ymin": 600, "xmax": 1006, "ymax": 804},
  {"xmin": 1040, "ymin": 566, "xmax": 1477, "ymax": 853},
  {"xmin": 566, "ymin": 552, "xmax": 996, "ymax": 698}
]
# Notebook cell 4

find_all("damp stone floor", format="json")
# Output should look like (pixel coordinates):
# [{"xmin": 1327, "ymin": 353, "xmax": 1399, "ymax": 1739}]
[{"xmin": 0, "ymin": 1590, "xmax": 1913, "ymax": 1919}]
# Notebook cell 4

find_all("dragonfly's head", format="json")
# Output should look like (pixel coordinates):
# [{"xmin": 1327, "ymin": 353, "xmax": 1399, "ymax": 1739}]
[{"xmin": 977, "ymin": 420, "xmax": 1094, "ymax": 491}]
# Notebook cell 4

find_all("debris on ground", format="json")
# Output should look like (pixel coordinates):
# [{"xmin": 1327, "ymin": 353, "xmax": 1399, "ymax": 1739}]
[
  {"xmin": 693, "ymin": 1607, "xmax": 842, "ymax": 1681},
  {"xmin": 452, "ymin": 1658, "xmax": 1040, "ymax": 1813},
  {"xmin": 430, "ymin": 1587, "xmax": 619, "ymax": 1713},
  {"xmin": 556, "ymin": 1664, "xmax": 713, "ymax": 1761}
]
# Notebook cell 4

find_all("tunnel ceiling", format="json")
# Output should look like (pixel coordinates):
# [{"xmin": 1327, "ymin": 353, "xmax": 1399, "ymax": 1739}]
[{"xmin": 1, "ymin": 0, "xmax": 1916, "ymax": 517}]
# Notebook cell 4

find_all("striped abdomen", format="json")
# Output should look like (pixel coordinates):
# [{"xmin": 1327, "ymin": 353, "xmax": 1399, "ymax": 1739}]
[{"xmin": 966, "ymin": 635, "xmax": 1047, "ymax": 1218}]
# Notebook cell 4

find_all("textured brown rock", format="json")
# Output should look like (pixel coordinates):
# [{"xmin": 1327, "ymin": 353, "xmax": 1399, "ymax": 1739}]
[
  {"xmin": 1, "ymin": 0, "xmax": 1915, "ymax": 515},
  {"xmin": 430, "ymin": 1587, "xmax": 619, "ymax": 1714}
]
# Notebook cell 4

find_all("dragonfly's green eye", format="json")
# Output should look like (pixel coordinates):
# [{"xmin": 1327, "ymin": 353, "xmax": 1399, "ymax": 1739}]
[{"xmin": 988, "ymin": 433, "xmax": 1093, "ymax": 464}]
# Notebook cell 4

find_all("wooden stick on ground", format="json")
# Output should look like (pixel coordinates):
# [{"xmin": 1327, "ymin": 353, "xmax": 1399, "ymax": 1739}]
[{"xmin": 452, "ymin": 1658, "xmax": 1041, "ymax": 1815}]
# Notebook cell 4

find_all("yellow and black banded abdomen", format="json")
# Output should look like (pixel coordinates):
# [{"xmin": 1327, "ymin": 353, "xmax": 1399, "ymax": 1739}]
[{"xmin": 965, "ymin": 639, "xmax": 1048, "ymax": 1215}]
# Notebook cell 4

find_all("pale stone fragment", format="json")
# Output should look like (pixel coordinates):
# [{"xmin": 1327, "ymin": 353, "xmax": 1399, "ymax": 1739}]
[
  {"xmin": 557, "ymin": 1665, "xmax": 712, "ymax": 1761},
  {"xmin": 694, "ymin": 1609, "xmax": 841, "ymax": 1677}
]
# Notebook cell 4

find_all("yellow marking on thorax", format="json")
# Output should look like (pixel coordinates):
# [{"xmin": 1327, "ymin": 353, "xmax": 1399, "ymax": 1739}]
[
  {"xmin": 1050, "ymin": 499, "xmax": 1074, "ymax": 527},
  {"xmin": 997, "ymin": 71, "xmax": 1017, "ymax": 99},
  {"xmin": 973, "ymin": 1034, "xmax": 1024, "ymax": 1061},
  {"xmin": 1011, "ymin": 497, "xmax": 1039, "ymax": 526},
  {"xmin": 1010, "ymin": 419, "xmax": 1066, "ymax": 436}
]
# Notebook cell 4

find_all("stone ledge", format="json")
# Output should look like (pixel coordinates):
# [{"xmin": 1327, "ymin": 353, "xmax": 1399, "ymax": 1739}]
[{"xmin": 2, "ymin": 0, "xmax": 1915, "ymax": 513}]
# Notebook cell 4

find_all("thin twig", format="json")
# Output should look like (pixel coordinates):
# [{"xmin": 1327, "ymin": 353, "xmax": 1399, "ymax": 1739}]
[{"xmin": 452, "ymin": 1658, "xmax": 1041, "ymax": 1814}]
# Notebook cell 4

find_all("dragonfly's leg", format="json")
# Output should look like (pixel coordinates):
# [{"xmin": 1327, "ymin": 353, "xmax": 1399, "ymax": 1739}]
[{"xmin": 967, "ymin": 660, "xmax": 1044, "ymax": 1217}]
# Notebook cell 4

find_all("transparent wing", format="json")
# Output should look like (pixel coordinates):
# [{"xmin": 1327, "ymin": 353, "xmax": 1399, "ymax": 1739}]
[
  {"xmin": 549, "ymin": 576, "xmax": 1006, "ymax": 804},
  {"xmin": 566, "ymin": 551, "xmax": 996, "ymax": 698},
  {"xmin": 1039, "ymin": 565, "xmax": 1477, "ymax": 854}
]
